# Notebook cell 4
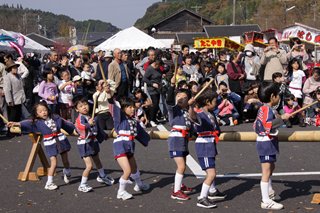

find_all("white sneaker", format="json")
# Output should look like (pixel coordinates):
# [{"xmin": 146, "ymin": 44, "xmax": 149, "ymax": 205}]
[
  {"xmin": 150, "ymin": 121, "xmax": 157, "ymax": 127},
  {"xmin": 44, "ymin": 183, "xmax": 58, "ymax": 190},
  {"xmin": 63, "ymin": 174, "xmax": 71, "ymax": 184},
  {"xmin": 117, "ymin": 190, "xmax": 133, "ymax": 200},
  {"xmin": 97, "ymin": 175, "xmax": 115, "ymax": 186},
  {"xmin": 261, "ymin": 200, "xmax": 283, "ymax": 210},
  {"xmin": 78, "ymin": 184, "xmax": 93, "ymax": 193},
  {"xmin": 133, "ymin": 183, "xmax": 150, "ymax": 192},
  {"xmin": 269, "ymin": 189, "xmax": 276, "ymax": 200}
]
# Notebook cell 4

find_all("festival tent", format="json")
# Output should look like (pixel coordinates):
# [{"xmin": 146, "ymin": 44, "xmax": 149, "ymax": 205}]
[
  {"xmin": 94, "ymin": 26, "xmax": 166, "ymax": 52},
  {"xmin": 0, "ymin": 29, "xmax": 50, "ymax": 56}
]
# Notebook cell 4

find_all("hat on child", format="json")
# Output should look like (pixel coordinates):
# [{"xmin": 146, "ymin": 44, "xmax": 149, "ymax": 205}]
[{"xmin": 72, "ymin": 75, "xmax": 82, "ymax": 82}]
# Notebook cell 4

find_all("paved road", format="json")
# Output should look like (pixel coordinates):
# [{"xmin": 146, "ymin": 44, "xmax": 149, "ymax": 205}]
[{"xmin": 0, "ymin": 132, "xmax": 320, "ymax": 213}]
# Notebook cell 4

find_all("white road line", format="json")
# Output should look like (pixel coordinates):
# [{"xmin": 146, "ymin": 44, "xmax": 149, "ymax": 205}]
[
  {"xmin": 158, "ymin": 125, "xmax": 206, "ymax": 178},
  {"xmin": 192, "ymin": 171, "xmax": 320, "ymax": 179},
  {"xmin": 186, "ymin": 155, "xmax": 207, "ymax": 178}
]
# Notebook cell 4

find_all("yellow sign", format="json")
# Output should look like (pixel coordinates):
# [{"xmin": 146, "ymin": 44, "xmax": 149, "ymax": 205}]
[{"xmin": 194, "ymin": 37, "xmax": 244, "ymax": 51}]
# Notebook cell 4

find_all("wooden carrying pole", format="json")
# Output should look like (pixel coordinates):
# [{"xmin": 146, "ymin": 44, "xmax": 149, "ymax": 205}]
[
  {"xmin": 0, "ymin": 113, "xmax": 8, "ymax": 123},
  {"xmin": 289, "ymin": 101, "xmax": 319, "ymax": 117},
  {"xmin": 194, "ymin": 78, "xmax": 215, "ymax": 100},
  {"xmin": 0, "ymin": 113, "xmax": 22, "ymax": 133},
  {"xmin": 18, "ymin": 133, "xmax": 50, "ymax": 181},
  {"xmin": 91, "ymin": 96, "xmax": 97, "ymax": 119},
  {"xmin": 98, "ymin": 61, "xmax": 107, "ymax": 83}
]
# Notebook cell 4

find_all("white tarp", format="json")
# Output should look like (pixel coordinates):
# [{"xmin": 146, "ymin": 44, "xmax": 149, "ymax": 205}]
[
  {"xmin": 0, "ymin": 29, "xmax": 50, "ymax": 54},
  {"xmin": 94, "ymin": 26, "xmax": 166, "ymax": 52}
]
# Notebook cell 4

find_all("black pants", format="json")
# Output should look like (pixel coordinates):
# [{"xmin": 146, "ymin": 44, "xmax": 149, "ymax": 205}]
[
  {"xmin": 116, "ymin": 81, "xmax": 128, "ymax": 100},
  {"xmin": 150, "ymin": 93, "xmax": 160, "ymax": 122},
  {"xmin": 7, "ymin": 104, "xmax": 22, "ymax": 122},
  {"xmin": 96, "ymin": 112, "xmax": 114, "ymax": 130}
]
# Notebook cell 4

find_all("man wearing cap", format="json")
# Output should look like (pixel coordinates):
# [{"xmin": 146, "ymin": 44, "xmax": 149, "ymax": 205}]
[
  {"xmin": 96, "ymin": 50, "xmax": 112, "ymax": 81},
  {"xmin": 108, "ymin": 48, "xmax": 129, "ymax": 99},
  {"xmin": 3, "ymin": 62, "xmax": 26, "ymax": 122}
]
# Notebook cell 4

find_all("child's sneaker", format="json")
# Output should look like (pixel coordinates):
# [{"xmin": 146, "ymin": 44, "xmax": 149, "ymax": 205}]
[
  {"xmin": 117, "ymin": 190, "xmax": 133, "ymax": 200},
  {"xmin": 44, "ymin": 183, "xmax": 58, "ymax": 190},
  {"xmin": 261, "ymin": 200, "xmax": 283, "ymax": 210},
  {"xmin": 133, "ymin": 182, "xmax": 150, "ymax": 192},
  {"xmin": 181, "ymin": 184, "xmax": 193, "ymax": 193},
  {"xmin": 97, "ymin": 175, "xmax": 115, "ymax": 186},
  {"xmin": 197, "ymin": 197, "xmax": 217, "ymax": 209},
  {"xmin": 78, "ymin": 184, "xmax": 93, "ymax": 193},
  {"xmin": 269, "ymin": 189, "xmax": 276, "ymax": 200},
  {"xmin": 63, "ymin": 174, "xmax": 71, "ymax": 184},
  {"xmin": 208, "ymin": 189, "xmax": 226, "ymax": 200},
  {"xmin": 171, "ymin": 190, "xmax": 190, "ymax": 200}
]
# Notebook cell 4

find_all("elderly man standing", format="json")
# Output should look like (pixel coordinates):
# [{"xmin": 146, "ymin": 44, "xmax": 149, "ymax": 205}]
[
  {"xmin": 260, "ymin": 37, "xmax": 287, "ymax": 82},
  {"xmin": 108, "ymin": 48, "xmax": 129, "ymax": 99}
]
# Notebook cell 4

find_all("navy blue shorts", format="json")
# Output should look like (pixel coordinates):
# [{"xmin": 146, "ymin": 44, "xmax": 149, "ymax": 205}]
[
  {"xmin": 198, "ymin": 157, "xmax": 216, "ymax": 170},
  {"xmin": 169, "ymin": 151, "xmax": 189, "ymax": 158},
  {"xmin": 259, "ymin": 155, "xmax": 277, "ymax": 163}
]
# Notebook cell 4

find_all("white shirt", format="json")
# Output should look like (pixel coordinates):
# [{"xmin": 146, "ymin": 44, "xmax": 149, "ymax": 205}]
[{"xmin": 289, "ymin": 70, "xmax": 305, "ymax": 98}]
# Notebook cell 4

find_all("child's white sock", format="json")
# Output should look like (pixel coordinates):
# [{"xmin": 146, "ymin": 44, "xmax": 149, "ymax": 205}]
[
  {"xmin": 130, "ymin": 170, "xmax": 143, "ymax": 186},
  {"xmin": 98, "ymin": 168, "xmax": 106, "ymax": 178},
  {"xmin": 260, "ymin": 181, "xmax": 271, "ymax": 203},
  {"xmin": 199, "ymin": 183, "xmax": 210, "ymax": 199},
  {"xmin": 80, "ymin": 176, "xmax": 88, "ymax": 186},
  {"xmin": 118, "ymin": 177, "xmax": 128, "ymax": 193},
  {"xmin": 229, "ymin": 117, "xmax": 234, "ymax": 126},
  {"xmin": 174, "ymin": 172, "xmax": 183, "ymax": 193},
  {"xmin": 46, "ymin": 176, "xmax": 53, "ymax": 185},
  {"xmin": 209, "ymin": 181, "xmax": 217, "ymax": 193}
]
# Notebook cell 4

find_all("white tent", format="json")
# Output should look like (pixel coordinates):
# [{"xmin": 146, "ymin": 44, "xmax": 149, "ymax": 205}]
[
  {"xmin": 94, "ymin": 26, "xmax": 166, "ymax": 52},
  {"xmin": 0, "ymin": 29, "xmax": 50, "ymax": 54},
  {"xmin": 156, "ymin": 39, "xmax": 175, "ymax": 49}
]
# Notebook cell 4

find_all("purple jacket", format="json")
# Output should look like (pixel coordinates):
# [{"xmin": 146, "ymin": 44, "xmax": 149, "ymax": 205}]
[{"xmin": 38, "ymin": 80, "xmax": 58, "ymax": 104}]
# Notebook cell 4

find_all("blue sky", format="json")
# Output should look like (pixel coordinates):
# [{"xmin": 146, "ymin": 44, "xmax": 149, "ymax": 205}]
[{"xmin": 2, "ymin": 0, "xmax": 160, "ymax": 28}]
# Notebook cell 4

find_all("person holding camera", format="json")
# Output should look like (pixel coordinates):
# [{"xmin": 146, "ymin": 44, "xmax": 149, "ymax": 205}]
[
  {"xmin": 287, "ymin": 37, "xmax": 309, "ymax": 71},
  {"xmin": 260, "ymin": 37, "xmax": 287, "ymax": 82}
]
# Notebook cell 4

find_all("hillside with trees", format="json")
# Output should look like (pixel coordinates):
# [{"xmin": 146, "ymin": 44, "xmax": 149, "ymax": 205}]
[
  {"xmin": 0, "ymin": 4, "xmax": 120, "ymax": 38},
  {"xmin": 135, "ymin": 0, "xmax": 320, "ymax": 31}
]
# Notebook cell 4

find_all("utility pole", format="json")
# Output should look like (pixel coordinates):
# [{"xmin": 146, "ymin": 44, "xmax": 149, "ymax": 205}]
[
  {"xmin": 232, "ymin": 0, "xmax": 236, "ymax": 25},
  {"xmin": 22, "ymin": 13, "xmax": 27, "ymax": 34}
]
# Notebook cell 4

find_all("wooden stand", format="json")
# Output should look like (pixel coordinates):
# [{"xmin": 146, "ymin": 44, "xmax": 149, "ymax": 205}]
[
  {"xmin": 311, "ymin": 193, "xmax": 320, "ymax": 204},
  {"xmin": 17, "ymin": 133, "xmax": 50, "ymax": 181}
]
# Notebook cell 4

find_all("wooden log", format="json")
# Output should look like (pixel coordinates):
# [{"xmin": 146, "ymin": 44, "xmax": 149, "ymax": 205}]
[
  {"xmin": 10, "ymin": 126, "xmax": 320, "ymax": 142},
  {"xmin": 311, "ymin": 193, "xmax": 320, "ymax": 204}
]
